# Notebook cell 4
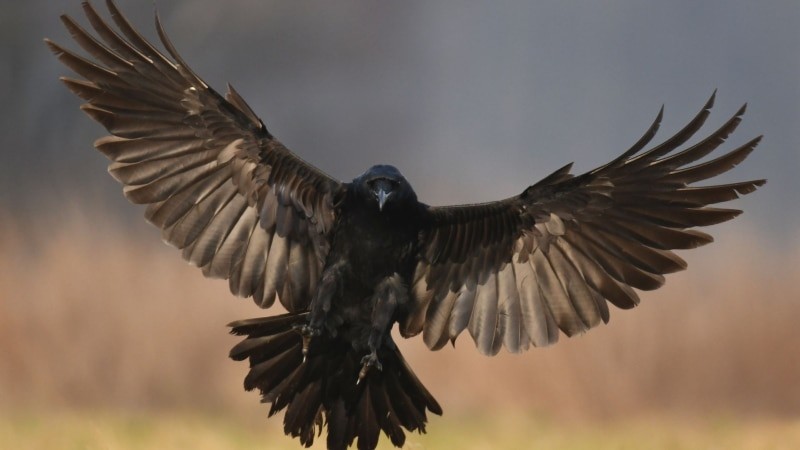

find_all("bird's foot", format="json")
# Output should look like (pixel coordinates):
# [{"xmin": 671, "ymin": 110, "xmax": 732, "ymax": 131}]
[
  {"xmin": 293, "ymin": 324, "xmax": 321, "ymax": 363},
  {"xmin": 357, "ymin": 352, "xmax": 383, "ymax": 384}
]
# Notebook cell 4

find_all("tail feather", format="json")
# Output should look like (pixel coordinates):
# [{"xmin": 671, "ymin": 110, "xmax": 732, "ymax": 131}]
[
  {"xmin": 370, "ymin": 376, "xmax": 405, "ymax": 446},
  {"xmin": 229, "ymin": 312, "xmax": 441, "ymax": 449}
]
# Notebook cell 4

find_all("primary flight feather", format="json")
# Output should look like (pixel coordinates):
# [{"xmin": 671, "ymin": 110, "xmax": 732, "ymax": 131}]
[{"xmin": 48, "ymin": 2, "xmax": 765, "ymax": 449}]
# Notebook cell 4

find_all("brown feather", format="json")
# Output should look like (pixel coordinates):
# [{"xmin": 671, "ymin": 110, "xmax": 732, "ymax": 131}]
[
  {"xmin": 51, "ymin": 0, "xmax": 343, "ymax": 312},
  {"xmin": 415, "ymin": 93, "xmax": 762, "ymax": 353}
]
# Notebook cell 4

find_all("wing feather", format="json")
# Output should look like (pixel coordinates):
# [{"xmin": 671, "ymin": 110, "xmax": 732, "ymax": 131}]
[
  {"xmin": 532, "ymin": 249, "xmax": 587, "ymax": 336},
  {"xmin": 207, "ymin": 201, "xmax": 258, "ymax": 278},
  {"xmin": 180, "ymin": 184, "xmax": 241, "ymax": 263},
  {"xmin": 518, "ymin": 256, "xmax": 560, "ymax": 347},
  {"xmin": 547, "ymin": 243, "xmax": 602, "ymax": 329},
  {"xmin": 497, "ymin": 262, "xmax": 523, "ymax": 353},
  {"xmin": 422, "ymin": 288, "xmax": 459, "ymax": 350},
  {"xmin": 468, "ymin": 272, "xmax": 499, "ymax": 355},
  {"xmin": 405, "ymin": 94, "xmax": 764, "ymax": 352},
  {"xmin": 50, "ymin": 1, "xmax": 343, "ymax": 312},
  {"xmin": 448, "ymin": 287, "xmax": 477, "ymax": 342},
  {"xmin": 187, "ymin": 193, "xmax": 247, "ymax": 270}
]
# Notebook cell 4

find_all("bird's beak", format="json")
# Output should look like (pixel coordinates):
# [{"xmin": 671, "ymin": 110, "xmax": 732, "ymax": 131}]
[{"xmin": 377, "ymin": 188, "xmax": 391, "ymax": 211}]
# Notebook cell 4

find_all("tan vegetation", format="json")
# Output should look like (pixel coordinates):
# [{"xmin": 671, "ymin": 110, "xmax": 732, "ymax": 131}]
[
  {"xmin": 1, "ymin": 412, "xmax": 799, "ymax": 450},
  {"xmin": 1, "ymin": 205, "xmax": 798, "ymax": 445}
]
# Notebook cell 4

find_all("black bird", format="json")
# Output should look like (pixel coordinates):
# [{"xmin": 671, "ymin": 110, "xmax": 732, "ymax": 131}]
[{"xmin": 48, "ymin": 2, "xmax": 765, "ymax": 449}]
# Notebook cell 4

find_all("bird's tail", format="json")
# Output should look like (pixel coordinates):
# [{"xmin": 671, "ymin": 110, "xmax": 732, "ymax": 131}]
[{"xmin": 229, "ymin": 312, "xmax": 442, "ymax": 450}]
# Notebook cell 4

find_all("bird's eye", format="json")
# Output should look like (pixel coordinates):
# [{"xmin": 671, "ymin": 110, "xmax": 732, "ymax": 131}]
[{"xmin": 370, "ymin": 178, "xmax": 398, "ymax": 188}]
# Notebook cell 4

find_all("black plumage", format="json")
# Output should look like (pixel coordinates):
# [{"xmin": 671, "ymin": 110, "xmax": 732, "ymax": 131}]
[{"xmin": 48, "ymin": 2, "xmax": 765, "ymax": 449}]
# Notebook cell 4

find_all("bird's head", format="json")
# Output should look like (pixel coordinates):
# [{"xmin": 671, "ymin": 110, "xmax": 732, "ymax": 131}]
[{"xmin": 353, "ymin": 165, "xmax": 416, "ymax": 212}]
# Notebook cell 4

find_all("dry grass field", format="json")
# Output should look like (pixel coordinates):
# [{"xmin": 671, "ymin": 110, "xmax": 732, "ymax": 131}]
[
  {"xmin": 2, "ymin": 412, "xmax": 799, "ymax": 450},
  {"xmin": 1, "ymin": 205, "xmax": 798, "ymax": 448}
]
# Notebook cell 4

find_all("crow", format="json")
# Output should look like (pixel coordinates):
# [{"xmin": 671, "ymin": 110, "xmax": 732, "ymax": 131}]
[{"xmin": 47, "ymin": 2, "xmax": 765, "ymax": 449}]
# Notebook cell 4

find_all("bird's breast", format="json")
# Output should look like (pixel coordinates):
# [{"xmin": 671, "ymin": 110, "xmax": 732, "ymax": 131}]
[{"xmin": 328, "ymin": 206, "xmax": 420, "ymax": 289}]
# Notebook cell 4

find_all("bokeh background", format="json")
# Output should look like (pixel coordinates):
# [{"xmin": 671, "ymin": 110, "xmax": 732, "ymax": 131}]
[{"xmin": 1, "ymin": 0, "xmax": 799, "ymax": 448}]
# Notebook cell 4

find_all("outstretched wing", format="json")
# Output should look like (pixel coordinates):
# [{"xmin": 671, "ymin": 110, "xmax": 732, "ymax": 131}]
[
  {"xmin": 47, "ymin": 1, "xmax": 344, "ymax": 312},
  {"xmin": 402, "ymin": 93, "xmax": 765, "ymax": 355}
]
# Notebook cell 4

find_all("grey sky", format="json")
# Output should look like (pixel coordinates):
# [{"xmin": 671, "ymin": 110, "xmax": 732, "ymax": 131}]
[{"xmin": 2, "ymin": 0, "xmax": 797, "ymax": 246}]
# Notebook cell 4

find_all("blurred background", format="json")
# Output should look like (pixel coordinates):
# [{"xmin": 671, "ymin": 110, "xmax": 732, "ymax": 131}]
[{"xmin": 1, "ymin": 0, "xmax": 799, "ymax": 448}]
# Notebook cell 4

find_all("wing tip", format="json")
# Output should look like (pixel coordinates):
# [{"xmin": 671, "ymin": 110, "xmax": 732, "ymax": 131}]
[
  {"xmin": 706, "ymin": 89, "xmax": 717, "ymax": 110},
  {"xmin": 43, "ymin": 37, "xmax": 64, "ymax": 56},
  {"xmin": 79, "ymin": 103, "xmax": 114, "ymax": 127}
]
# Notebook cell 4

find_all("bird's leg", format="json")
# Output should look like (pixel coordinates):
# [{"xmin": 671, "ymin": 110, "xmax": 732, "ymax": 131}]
[
  {"xmin": 294, "ymin": 324, "xmax": 319, "ymax": 362},
  {"xmin": 296, "ymin": 260, "xmax": 345, "ymax": 361},
  {"xmin": 358, "ymin": 273, "xmax": 408, "ymax": 383}
]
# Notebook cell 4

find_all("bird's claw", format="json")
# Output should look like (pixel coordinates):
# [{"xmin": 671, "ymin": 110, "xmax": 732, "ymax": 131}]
[
  {"xmin": 357, "ymin": 352, "xmax": 382, "ymax": 384},
  {"xmin": 293, "ymin": 324, "xmax": 320, "ymax": 363}
]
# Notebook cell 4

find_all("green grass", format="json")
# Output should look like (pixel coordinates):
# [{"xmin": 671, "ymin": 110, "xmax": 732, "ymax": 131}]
[{"xmin": 2, "ymin": 412, "xmax": 799, "ymax": 450}]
